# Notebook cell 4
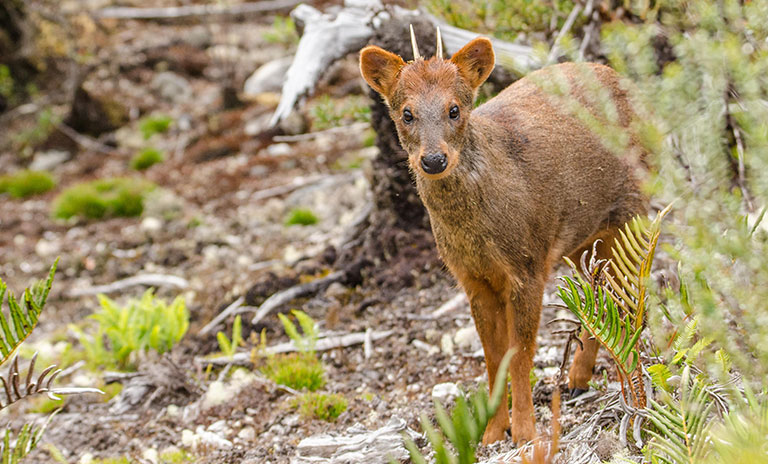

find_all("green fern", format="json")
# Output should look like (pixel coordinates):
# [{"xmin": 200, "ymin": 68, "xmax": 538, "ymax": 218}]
[
  {"xmin": 559, "ymin": 261, "xmax": 642, "ymax": 400},
  {"xmin": 216, "ymin": 315, "xmax": 242, "ymax": 358},
  {"xmin": 1, "ymin": 421, "xmax": 46, "ymax": 463},
  {"xmin": 645, "ymin": 365, "xmax": 714, "ymax": 464},
  {"xmin": 605, "ymin": 203, "xmax": 673, "ymax": 332},
  {"xmin": 277, "ymin": 310, "xmax": 318, "ymax": 354},
  {"xmin": 0, "ymin": 259, "xmax": 57, "ymax": 365},
  {"xmin": 400, "ymin": 350, "xmax": 513, "ymax": 464}
]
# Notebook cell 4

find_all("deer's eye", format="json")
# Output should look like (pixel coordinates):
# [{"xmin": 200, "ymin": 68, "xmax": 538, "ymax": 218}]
[
  {"xmin": 403, "ymin": 109, "xmax": 414, "ymax": 124},
  {"xmin": 449, "ymin": 105, "xmax": 460, "ymax": 120}
]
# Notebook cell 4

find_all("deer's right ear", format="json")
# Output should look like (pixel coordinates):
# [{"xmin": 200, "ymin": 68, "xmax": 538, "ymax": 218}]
[{"xmin": 359, "ymin": 46, "xmax": 406, "ymax": 100}]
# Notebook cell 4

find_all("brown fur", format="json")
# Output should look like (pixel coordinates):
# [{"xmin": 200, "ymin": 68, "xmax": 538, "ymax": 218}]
[{"xmin": 360, "ymin": 38, "xmax": 647, "ymax": 444}]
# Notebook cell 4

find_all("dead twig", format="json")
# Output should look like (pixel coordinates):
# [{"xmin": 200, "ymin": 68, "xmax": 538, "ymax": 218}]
[
  {"xmin": 199, "ymin": 296, "xmax": 244, "ymax": 336},
  {"xmin": 67, "ymin": 273, "xmax": 189, "ymax": 297},
  {"xmin": 547, "ymin": 3, "xmax": 583, "ymax": 64},
  {"xmin": 272, "ymin": 122, "xmax": 370, "ymax": 143},
  {"xmin": 250, "ymin": 271, "xmax": 346, "ymax": 325}
]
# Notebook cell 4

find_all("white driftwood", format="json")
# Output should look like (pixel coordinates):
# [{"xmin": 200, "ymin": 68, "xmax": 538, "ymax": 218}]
[
  {"xmin": 250, "ymin": 270, "xmax": 346, "ymax": 325},
  {"xmin": 291, "ymin": 417, "xmax": 419, "ymax": 464},
  {"xmin": 431, "ymin": 292, "xmax": 468, "ymax": 318},
  {"xmin": 67, "ymin": 273, "xmax": 189, "ymax": 297},
  {"xmin": 269, "ymin": 0, "xmax": 538, "ymax": 127},
  {"xmin": 200, "ymin": 329, "xmax": 394, "ymax": 365},
  {"xmin": 96, "ymin": 0, "xmax": 301, "ymax": 20}
]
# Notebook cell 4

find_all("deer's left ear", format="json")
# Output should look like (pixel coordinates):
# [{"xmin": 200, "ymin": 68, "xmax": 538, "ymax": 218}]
[
  {"xmin": 451, "ymin": 37, "xmax": 495, "ymax": 89},
  {"xmin": 360, "ymin": 45, "xmax": 406, "ymax": 101}
]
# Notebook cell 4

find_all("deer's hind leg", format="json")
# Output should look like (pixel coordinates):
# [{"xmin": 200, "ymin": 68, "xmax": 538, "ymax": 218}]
[{"xmin": 567, "ymin": 228, "xmax": 620, "ymax": 394}]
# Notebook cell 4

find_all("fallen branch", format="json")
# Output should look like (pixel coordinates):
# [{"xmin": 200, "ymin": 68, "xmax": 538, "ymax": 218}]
[
  {"xmin": 96, "ymin": 0, "xmax": 301, "ymax": 20},
  {"xmin": 200, "ymin": 329, "xmax": 394, "ymax": 365},
  {"xmin": 431, "ymin": 292, "xmax": 468, "ymax": 318},
  {"xmin": 250, "ymin": 270, "xmax": 346, "ymax": 325},
  {"xmin": 272, "ymin": 122, "xmax": 370, "ymax": 143},
  {"xmin": 56, "ymin": 123, "xmax": 117, "ymax": 156},
  {"xmin": 67, "ymin": 273, "xmax": 189, "ymax": 297},
  {"xmin": 199, "ymin": 296, "xmax": 244, "ymax": 336},
  {"xmin": 251, "ymin": 174, "xmax": 328, "ymax": 201},
  {"xmin": 547, "ymin": 2, "xmax": 583, "ymax": 64}
]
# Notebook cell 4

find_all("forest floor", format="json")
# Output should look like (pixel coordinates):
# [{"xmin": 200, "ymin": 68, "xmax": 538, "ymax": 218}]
[{"xmin": 0, "ymin": 2, "xmax": 629, "ymax": 463}]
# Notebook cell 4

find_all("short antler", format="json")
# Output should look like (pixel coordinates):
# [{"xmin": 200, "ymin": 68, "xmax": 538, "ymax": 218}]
[
  {"xmin": 410, "ymin": 24, "xmax": 421, "ymax": 61},
  {"xmin": 436, "ymin": 27, "xmax": 443, "ymax": 60}
]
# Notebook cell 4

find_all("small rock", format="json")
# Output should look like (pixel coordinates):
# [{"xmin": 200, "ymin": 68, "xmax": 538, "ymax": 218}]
[
  {"xmin": 141, "ymin": 217, "xmax": 162, "ymax": 233},
  {"xmin": 181, "ymin": 429, "xmax": 198, "ymax": 448},
  {"xmin": 238, "ymin": 427, "xmax": 256, "ymax": 441},
  {"xmin": 454, "ymin": 325, "xmax": 481, "ymax": 351},
  {"xmin": 151, "ymin": 71, "xmax": 192, "ymax": 102},
  {"xmin": 432, "ymin": 382, "xmax": 461, "ymax": 404},
  {"xmin": 166, "ymin": 404, "xmax": 180, "ymax": 417},
  {"xmin": 243, "ymin": 57, "xmax": 293, "ymax": 96},
  {"xmin": 142, "ymin": 448, "xmax": 158, "ymax": 464},
  {"xmin": 324, "ymin": 282, "xmax": 347, "ymax": 300},
  {"xmin": 244, "ymin": 112, "xmax": 274, "ymax": 136},
  {"xmin": 266, "ymin": 143, "xmax": 292, "ymax": 157},
  {"xmin": 277, "ymin": 109, "xmax": 307, "ymax": 135},
  {"xmin": 208, "ymin": 420, "xmax": 228, "ymax": 434},
  {"xmin": 440, "ymin": 333, "xmax": 455, "ymax": 355},
  {"xmin": 283, "ymin": 414, "xmax": 300, "ymax": 428},
  {"xmin": 35, "ymin": 238, "xmax": 60, "ymax": 257},
  {"xmin": 79, "ymin": 453, "xmax": 94, "ymax": 464},
  {"xmin": 196, "ymin": 425, "xmax": 233, "ymax": 449},
  {"xmin": 30, "ymin": 150, "xmax": 70, "ymax": 171}
]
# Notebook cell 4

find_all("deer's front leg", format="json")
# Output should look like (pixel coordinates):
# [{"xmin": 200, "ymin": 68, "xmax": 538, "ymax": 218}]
[
  {"xmin": 462, "ymin": 277, "xmax": 510, "ymax": 445},
  {"xmin": 505, "ymin": 275, "xmax": 545, "ymax": 444}
]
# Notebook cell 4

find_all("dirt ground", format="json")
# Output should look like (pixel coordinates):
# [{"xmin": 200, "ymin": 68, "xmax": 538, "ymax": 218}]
[{"xmin": 0, "ymin": 3, "xmax": 629, "ymax": 463}]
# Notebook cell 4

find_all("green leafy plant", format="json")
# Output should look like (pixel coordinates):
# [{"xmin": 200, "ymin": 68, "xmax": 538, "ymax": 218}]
[
  {"xmin": 0, "ymin": 170, "xmax": 56, "ymax": 198},
  {"xmin": 139, "ymin": 114, "xmax": 173, "ymax": 140},
  {"xmin": 285, "ymin": 208, "xmax": 318, "ymax": 226},
  {"xmin": 73, "ymin": 290, "xmax": 188, "ymax": 369},
  {"xmin": 402, "ymin": 350, "xmax": 513, "ymax": 464},
  {"xmin": 261, "ymin": 310, "xmax": 325, "ymax": 391},
  {"xmin": 130, "ymin": 147, "xmax": 165, "ymax": 171},
  {"xmin": 292, "ymin": 392, "xmax": 347, "ymax": 421},
  {"xmin": 308, "ymin": 95, "xmax": 371, "ymax": 131},
  {"xmin": 51, "ymin": 177, "xmax": 155, "ymax": 220},
  {"xmin": 262, "ymin": 16, "xmax": 299, "ymax": 45},
  {"xmin": 0, "ymin": 260, "xmax": 102, "ymax": 462},
  {"xmin": 217, "ymin": 314, "xmax": 242, "ymax": 358}
]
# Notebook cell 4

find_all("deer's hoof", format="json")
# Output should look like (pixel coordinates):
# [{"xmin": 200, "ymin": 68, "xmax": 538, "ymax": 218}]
[{"xmin": 569, "ymin": 387, "xmax": 589, "ymax": 399}]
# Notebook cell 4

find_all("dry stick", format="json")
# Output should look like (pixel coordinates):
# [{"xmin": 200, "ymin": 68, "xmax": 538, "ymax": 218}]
[
  {"xmin": 547, "ymin": 3, "xmax": 583, "ymax": 64},
  {"xmin": 201, "ymin": 329, "xmax": 394, "ymax": 366},
  {"xmin": 250, "ymin": 174, "xmax": 327, "ymax": 201},
  {"xmin": 96, "ymin": 0, "xmax": 302, "ymax": 20},
  {"xmin": 198, "ymin": 296, "xmax": 244, "ymax": 336},
  {"xmin": 250, "ymin": 270, "xmax": 346, "ymax": 325},
  {"xmin": 67, "ymin": 274, "xmax": 189, "ymax": 297},
  {"xmin": 56, "ymin": 123, "xmax": 118, "ymax": 156}
]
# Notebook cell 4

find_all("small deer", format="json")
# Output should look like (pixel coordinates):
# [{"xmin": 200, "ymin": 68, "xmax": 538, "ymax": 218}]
[{"xmin": 360, "ymin": 28, "xmax": 647, "ymax": 444}]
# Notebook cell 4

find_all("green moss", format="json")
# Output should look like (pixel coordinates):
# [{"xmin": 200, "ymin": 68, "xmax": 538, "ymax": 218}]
[
  {"xmin": 262, "ymin": 16, "xmax": 299, "ymax": 45},
  {"xmin": 139, "ymin": 114, "xmax": 173, "ymax": 139},
  {"xmin": 130, "ymin": 147, "xmax": 165, "ymax": 170},
  {"xmin": 262, "ymin": 353, "xmax": 325, "ymax": 391},
  {"xmin": 0, "ymin": 170, "xmax": 56, "ymax": 198},
  {"xmin": 160, "ymin": 448, "xmax": 195, "ymax": 463},
  {"xmin": 51, "ymin": 177, "xmax": 155, "ymax": 220},
  {"xmin": 285, "ymin": 208, "xmax": 318, "ymax": 226},
  {"xmin": 292, "ymin": 392, "xmax": 347, "ymax": 421}
]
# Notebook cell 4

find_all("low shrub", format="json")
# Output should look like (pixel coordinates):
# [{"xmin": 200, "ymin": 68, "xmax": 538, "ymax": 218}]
[
  {"xmin": 0, "ymin": 170, "xmax": 55, "ymax": 198},
  {"xmin": 51, "ymin": 177, "xmax": 154, "ymax": 220}
]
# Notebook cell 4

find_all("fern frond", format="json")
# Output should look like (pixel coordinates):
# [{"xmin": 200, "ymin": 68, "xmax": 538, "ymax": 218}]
[
  {"xmin": 605, "ymin": 205, "xmax": 672, "ymax": 331},
  {"xmin": 0, "ymin": 260, "xmax": 58, "ymax": 366},
  {"xmin": 0, "ymin": 422, "xmax": 45, "ymax": 464},
  {"xmin": 645, "ymin": 365, "xmax": 714, "ymax": 464},
  {"xmin": 558, "ymin": 264, "xmax": 641, "ymax": 380}
]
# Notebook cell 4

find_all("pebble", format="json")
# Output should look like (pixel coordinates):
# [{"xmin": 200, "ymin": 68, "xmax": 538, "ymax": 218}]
[
  {"xmin": 454, "ymin": 325, "xmax": 481, "ymax": 351},
  {"xmin": 440, "ymin": 333, "xmax": 455, "ymax": 355},
  {"xmin": 238, "ymin": 427, "xmax": 256, "ymax": 441},
  {"xmin": 432, "ymin": 382, "xmax": 461, "ymax": 404}
]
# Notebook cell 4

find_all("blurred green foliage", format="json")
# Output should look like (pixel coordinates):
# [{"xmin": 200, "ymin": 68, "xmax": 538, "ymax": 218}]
[
  {"xmin": 139, "ymin": 114, "xmax": 173, "ymax": 140},
  {"xmin": 263, "ymin": 15, "xmax": 299, "ymax": 45},
  {"xmin": 308, "ymin": 95, "xmax": 371, "ymax": 131},
  {"xmin": 71, "ymin": 290, "xmax": 189, "ymax": 370},
  {"xmin": 0, "ymin": 170, "xmax": 55, "ymax": 198},
  {"xmin": 130, "ymin": 147, "xmax": 165, "ymax": 171},
  {"xmin": 51, "ymin": 177, "xmax": 155, "ymax": 220},
  {"xmin": 292, "ymin": 392, "xmax": 347, "ymax": 421},
  {"xmin": 285, "ymin": 208, "xmax": 318, "ymax": 226}
]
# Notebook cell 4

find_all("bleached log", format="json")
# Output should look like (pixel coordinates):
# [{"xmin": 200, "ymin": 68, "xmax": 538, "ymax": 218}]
[
  {"xmin": 291, "ymin": 417, "xmax": 419, "ymax": 464},
  {"xmin": 96, "ymin": 0, "xmax": 301, "ymax": 20},
  {"xmin": 269, "ymin": 0, "xmax": 538, "ymax": 127}
]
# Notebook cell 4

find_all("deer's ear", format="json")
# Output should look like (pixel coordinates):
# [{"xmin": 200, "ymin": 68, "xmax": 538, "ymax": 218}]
[
  {"xmin": 360, "ymin": 46, "xmax": 406, "ymax": 99},
  {"xmin": 451, "ymin": 37, "xmax": 495, "ymax": 89}
]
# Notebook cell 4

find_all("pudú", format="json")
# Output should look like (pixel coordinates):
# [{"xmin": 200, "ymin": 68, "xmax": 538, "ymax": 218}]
[{"xmin": 359, "ymin": 28, "xmax": 647, "ymax": 444}]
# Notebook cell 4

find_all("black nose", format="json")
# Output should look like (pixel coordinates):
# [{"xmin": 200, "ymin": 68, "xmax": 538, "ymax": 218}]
[{"xmin": 421, "ymin": 153, "xmax": 447, "ymax": 174}]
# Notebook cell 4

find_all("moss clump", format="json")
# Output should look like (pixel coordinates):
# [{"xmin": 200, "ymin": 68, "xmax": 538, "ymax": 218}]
[
  {"xmin": 292, "ymin": 392, "xmax": 347, "ymax": 421},
  {"xmin": 139, "ymin": 114, "xmax": 173, "ymax": 139},
  {"xmin": 285, "ymin": 208, "xmax": 318, "ymax": 226},
  {"xmin": 262, "ymin": 353, "xmax": 325, "ymax": 391},
  {"xmin": 0, "ymin": 170, "xmax": 56, "ymax": 198},
  {"xmin": 51, "ymin": 177, "xmax": 155, "ymax": 220},
  {"xmin": 130, "ymin": 147, "xmax": 165, "ymax": 171}
]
